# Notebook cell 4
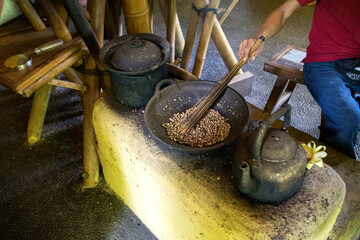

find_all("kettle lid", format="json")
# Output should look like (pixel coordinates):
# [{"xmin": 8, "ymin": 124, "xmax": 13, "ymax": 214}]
[
  {"xmin": 110, "ymin": 39, "xmax": 164, "ymax": 72},
  {"xmin": 261, "ymin": 129, "xmax": 298, "ymax": 162}
]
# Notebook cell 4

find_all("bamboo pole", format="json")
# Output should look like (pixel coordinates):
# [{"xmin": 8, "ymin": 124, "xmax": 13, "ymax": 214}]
[
  {"xmin": 83, "ymin": 56, "xmax": 100, "ymax": 188},
  {"xmin": 36, "ymin": 0, "xmax": 72, "ymax": 42},
  {"xmin": 81, "ymin": 0, "xmax": 104, "ymax": 188},
  {"xmin": 87, "ymin": 0, "xmax": 105, "ymax": 46},
  {"xmin": 192, "ymin": 0, "xmax": 220, "ymax": 78},
  {"xmin": 15, "ymin": 0, "xmax": 46, "ymax": 31},
  {"xmin": 179, "ymin": 2, "xmax": 205, "ymax": 71},
  {"xmin": 158, "ymin": 0, "xmax": 185, "ymax": 59},
  {"xmin": 51, "ymin": 0, "xmax": 68, "ymax": 23},
  {"xmin": 62, "ymin": 0, "xmax": 105, "ymax": 71},
  {"xmin": 212, "ymin": 19, "xmax": 242, "ymax": 74},
  {"xmin": 63, "ymin": 68, "xmax": 85, "ymax": 100},
  {"xmin": 149, "ymin": 0, "xmax": 155, "ymax": 32},
  {"xmin": 48, "ymin": 79, "xmax": 87, "ymax": 91},
  {"xmin": 167, "ymin": 0, "xmax": 176, "ymax": 63},
  {"xmin": 122, "ymin": 0, "xmax": 152, "ymax": 33},
  {"xmin": 218, "ymin": 0, "xmax": 239, "ymax": 25},
  {"xmin": 105, "ymin": 0, "xmax": 116, "ymax": 40},
  {"xmin": 26, "ymin": 84, "xmax": 52, "ymax": 145},
  {"xmin": 193, "ymin": 0, "xmax": 242, "ymax": 75},
  {"xmin": 111, "ymin": 0, "xmax": 123, "ymax": 37}
]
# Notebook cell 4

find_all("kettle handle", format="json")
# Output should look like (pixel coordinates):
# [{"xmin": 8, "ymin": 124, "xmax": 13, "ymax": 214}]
[{"xmin": 253, "ymin": 103, "xmax": 292, "ymax": 160}]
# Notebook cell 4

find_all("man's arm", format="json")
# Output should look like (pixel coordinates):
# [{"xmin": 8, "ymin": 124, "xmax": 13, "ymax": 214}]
[{"xmin": 238, "ymin": 0, "xmax": 302, "ymax": 61}]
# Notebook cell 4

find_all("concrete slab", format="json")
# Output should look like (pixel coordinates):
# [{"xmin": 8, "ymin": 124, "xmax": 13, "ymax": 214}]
[{"xmin": 93, "ymin": 93, "xmax": 351, "ymax": 240}]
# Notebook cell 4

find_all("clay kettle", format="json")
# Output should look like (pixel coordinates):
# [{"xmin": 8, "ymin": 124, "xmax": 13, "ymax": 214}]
[{"xmin": 232, "ymin": 104, "xmax": 307, "ymax": 203}]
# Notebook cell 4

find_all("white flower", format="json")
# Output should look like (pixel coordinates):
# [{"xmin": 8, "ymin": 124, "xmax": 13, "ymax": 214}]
[{"xmin": 301, "ymin": 141, "xmax": 327, "ymax": 169}]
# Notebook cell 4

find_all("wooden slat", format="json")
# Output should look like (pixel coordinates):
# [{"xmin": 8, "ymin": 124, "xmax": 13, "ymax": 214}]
[
  {"xmin": 0, "ymin": 16, "xmax": 32, "ymax": 37},
  {"xmin": 22, "ymin": 48, "xmax": 88, "ymax": 97},
  {"xmin": 48, "ymin": 79, "xmax": 87, "ymax": 91}
]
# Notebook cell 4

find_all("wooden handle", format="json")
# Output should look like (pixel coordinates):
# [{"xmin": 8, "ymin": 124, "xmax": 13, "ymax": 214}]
[{"xmin": 249, "ymin": 32, "xmax": 268, "ymax": 57}]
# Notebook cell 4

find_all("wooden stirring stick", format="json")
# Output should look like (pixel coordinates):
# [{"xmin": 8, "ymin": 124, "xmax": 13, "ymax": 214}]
[{"xmin": 176, "ymin": 33, "xmax": 268, "ymax": 136}]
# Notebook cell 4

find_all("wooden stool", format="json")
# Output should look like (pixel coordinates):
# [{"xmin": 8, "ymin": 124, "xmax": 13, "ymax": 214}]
[{"xmin": 263, "ymin": 45, "xmax": 306, "ymax": 113}]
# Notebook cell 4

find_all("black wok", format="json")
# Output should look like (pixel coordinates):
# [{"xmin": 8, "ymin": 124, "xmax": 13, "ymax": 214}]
[{"xmin": 144, "ymin": 79, "xmax": 250, "ymax": 153}]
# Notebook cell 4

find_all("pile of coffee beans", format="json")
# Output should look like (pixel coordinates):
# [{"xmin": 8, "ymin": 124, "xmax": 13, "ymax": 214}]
[{"xmin": 162, "ymin": 108, "xmax": 231, "ymax": 147}]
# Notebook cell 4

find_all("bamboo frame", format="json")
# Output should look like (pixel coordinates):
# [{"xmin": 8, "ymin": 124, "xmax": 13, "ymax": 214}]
[
  {"xmin": 36, "ymin": 0, "xmax": 72, "ymax": 42},
  {"xmin": 15, "ymin": 0, "xmax": 46, "ymax": 31},
  {"xmin": 192, "ymin": 0, "xmax": 220, "ymax": 78},
  {"xmin": 47, "ymin": 79, "xmax": 87, "ymax": 91},
  {"xmin": 167, "ymin": 0, "xmax": 176, "ymax": 63},
  {"xmin": 211, "ymin": 19, "xmax": 242, "ymax": 74},
  {"xmin": 22, "ymin": 49, "xmax": 89, "ymax": 97},
  {"xmin": 218, "ymin": 0, "xmax": 239, "ymax": 25},
  {"xmin": 122, "ymin": 0, "xmax": 152, "ymax": 33},
  {"xmin": 158, "ymin": 0, "xmax": 185, "ymax": 59},
  {"xmin": 26, "ymin": 84, "xmax": 52, "ymax": 145},
  {"xmin": 179, "ymin": 6, "xmax": 201, "ymax": 71},
  {"xmin": 81, "ymin": 0, "xmax": 104, "ymax": 188}
]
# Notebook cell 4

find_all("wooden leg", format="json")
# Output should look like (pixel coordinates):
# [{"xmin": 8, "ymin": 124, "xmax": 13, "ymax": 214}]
[
  {"xmin": 211, "ymin": 19, "xmax": 242, "ymax": 74},
  {"xmin": 82, "ymin": 57, "xmax": 100, "ymax": 188},
  {"xmin": 167, "ymin": 0, "xmax": 176, "ymax": 63},
  {"xmin": 27, "ymin": 84, "xmax": 52, "ymax": 145},
  {"xmin": 264, "ymin": 76, "xmax": 289, "ymax": 113},
  {"xmin": 180, "ymin": 7, "xmax": 199, "ymax": 71},
  {"xmin": 192, "ymin": 0, "xmax": 220, "ymax": 78},
  {"xmin": 82, "ymin": 0, "xmax": 104, "ymax": 188}
]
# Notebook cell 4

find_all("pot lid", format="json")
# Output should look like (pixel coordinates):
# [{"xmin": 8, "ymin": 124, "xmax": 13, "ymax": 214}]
[
  {"xmin": 110, "ymin": 39, "xmax": 164, "ymax": 72},
  {"xmin": 261, "ymin": 129, "xmax": 298, "ymax": 161}
]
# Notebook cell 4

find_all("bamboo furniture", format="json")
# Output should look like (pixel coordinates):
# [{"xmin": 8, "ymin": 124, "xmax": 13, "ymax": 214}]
[
  {"xmin": 180, "ymin": 0, "xmax": 242, "ymax": 78},
  {"xmin": 0, "ymin": 0, "xmax": 104, "ymax": 188}
]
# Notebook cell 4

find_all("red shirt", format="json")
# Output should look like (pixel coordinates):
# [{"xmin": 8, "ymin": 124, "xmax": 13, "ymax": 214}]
[{"xmin": 297, "ymin": 0, "xmax": 360, "ymax": 63}]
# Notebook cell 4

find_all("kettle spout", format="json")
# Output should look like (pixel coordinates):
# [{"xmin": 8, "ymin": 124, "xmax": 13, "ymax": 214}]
[{"xmin": 233, "ymin": 161, "xmax": 256, "ymax": 194}]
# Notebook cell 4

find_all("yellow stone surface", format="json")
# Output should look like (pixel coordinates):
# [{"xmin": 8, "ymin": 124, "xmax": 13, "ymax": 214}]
[{"xmin": 93, "ymin": 93, "xmax": 351, "ymax": 240}]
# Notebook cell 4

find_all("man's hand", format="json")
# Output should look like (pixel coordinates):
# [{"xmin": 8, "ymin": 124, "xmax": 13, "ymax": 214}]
[{"xmin": 237, "ymin": 37, "xmax": 264, "ymax": 62}]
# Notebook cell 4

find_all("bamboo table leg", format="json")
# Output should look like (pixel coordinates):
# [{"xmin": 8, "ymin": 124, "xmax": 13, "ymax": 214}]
[
  {"xmin": 81, "ymin": 0, "xmax": 104, "ymax": 188},
  {"xmin": 27, "ymin": 84, "xmax": 52, "ymax": 145},
  {"xmin": 83, "ymin": 57, "xmax": 100, "ymax": 188}
]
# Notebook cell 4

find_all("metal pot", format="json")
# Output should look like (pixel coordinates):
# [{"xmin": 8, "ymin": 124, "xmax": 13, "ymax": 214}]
[
  {"xmin": 232, "ymin": 104, "xmax": 307, "ymax": 203},
  {"xmin": 99, "ymin": 33, "xmax": 171, "ymax": 107},
  {"xmin": 144, "ymin": 79, "xmax": 250, "ymax": 154}
]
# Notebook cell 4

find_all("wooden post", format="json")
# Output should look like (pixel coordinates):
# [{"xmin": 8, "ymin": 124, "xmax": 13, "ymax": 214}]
[
  {"xmin": 110, "ymin": 0, "xmax": 123, "ymax": 37},
  {"xmin": 15, "ymin": 0, "xmax": 46, "ymax": 31},
  {"xmin": 105, "ymin": 0, "xmax": 116, "ymax": 40},
  {"xmin": 36, "ymin": 0, "xmax": 72, "ymax": 42},
  {"xmin": 122, "ymin": 0, "xmax": 152, "ymax": 33},
  {"xmin": 167, "ymin": 0, "xmax": 176, "ymax": 63},
  {"xmin": 87, "ymin": 0, "xmax": 105, "ymax": 46},
  {"xmin": 179, "ymin": 0, "xmax": 207, "ymax": 71},
  {"xmin": 211, "ymin": 19, "xmax": 242, "ymax": 74},
  {"xmin": 192, "ymin": 0, "xmax": 220, "ymax": 78},
  {"xmin": 83, "ymin": 56, "xmax": 100, "ymax": 188},
  {"xmin": 51, "ymin": 0, "xmax": 68, "ymax": 23},
  {"xmin": 218, "ymin": 0, "xmax": 239, "ymax": 25},
  {"xmin": 149, "ymin": 0, "xmax": 155, "ymax": 32},
  {"xmin": 26, "ymin": 85, "xmax": 53, "ymax": 145},
  {"xmin": 158, "ymin": 0, "xmax": 185, "ymax": 59},
  {"xmin": 81, "ymin": 0, "xmax": 104, "ymax": 188}
]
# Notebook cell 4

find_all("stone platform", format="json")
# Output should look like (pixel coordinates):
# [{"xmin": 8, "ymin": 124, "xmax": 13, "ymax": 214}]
[{"xmin": 93, "ymin": 93, "xmax": 359, "ymax": 240}]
